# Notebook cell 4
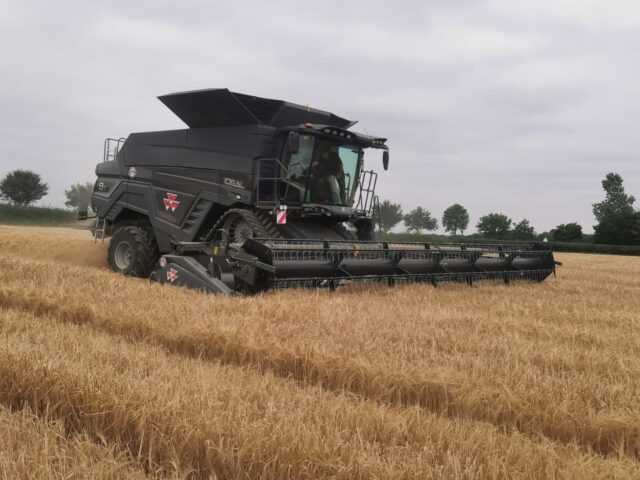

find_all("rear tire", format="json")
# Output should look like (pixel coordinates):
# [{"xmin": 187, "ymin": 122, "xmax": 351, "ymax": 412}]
[{"xmin": 108, "ymin": 225, "xmax": 159, "ymax": 277}]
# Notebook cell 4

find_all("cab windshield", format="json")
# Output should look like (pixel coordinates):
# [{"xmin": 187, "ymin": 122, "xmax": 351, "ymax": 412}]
[{"xmin": 284, "ymin": 135, "xmax": 361, "ymax": 206}]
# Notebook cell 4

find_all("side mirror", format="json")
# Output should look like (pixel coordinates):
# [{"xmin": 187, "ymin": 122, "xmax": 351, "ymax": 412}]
[
  {"xmin": 382, "ymin": 150, "xmax": 389, "ymax": 170},
  {"xmin": 288, "ymin": 131, "xmax": 300, "ymax": 155}
]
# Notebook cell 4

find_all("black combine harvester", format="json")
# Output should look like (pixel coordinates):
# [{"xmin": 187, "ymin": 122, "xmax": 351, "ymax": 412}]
[{"xmin": 91, "ymin": 88, "xmax": 557, "ymax": 294}]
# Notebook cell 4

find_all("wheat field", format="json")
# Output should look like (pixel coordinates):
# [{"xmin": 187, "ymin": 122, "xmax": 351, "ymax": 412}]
[{"xmin": 0, "ymin": 226, "xmax": 639, "ymax": 479}]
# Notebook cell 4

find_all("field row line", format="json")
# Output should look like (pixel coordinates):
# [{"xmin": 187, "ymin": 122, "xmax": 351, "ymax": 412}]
[
  {"xmin": 0, "ymin": 287, "xmax": 638, "ymax": 461},
  {"xmin": 0, "ymin": 404, "xmax": 146, "ymax": 479},
  {"xmin": 0, "ymin": 349, "xmax": 323, "ymax": 479},
  {"xmin": 4, "ymin": 305, "xmax": 640, "ymax": 479}
]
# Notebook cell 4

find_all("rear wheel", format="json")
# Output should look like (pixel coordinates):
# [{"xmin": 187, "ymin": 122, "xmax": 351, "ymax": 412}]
[{"xmin": 107, "ymin": 224, "xmax": 159, "ymax": 277}]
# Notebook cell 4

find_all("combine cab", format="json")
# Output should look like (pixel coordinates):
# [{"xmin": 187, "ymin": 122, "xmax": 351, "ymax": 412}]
[{"xmin": 92, "ymin": 88, "xmax": 557, "ymax": 294}]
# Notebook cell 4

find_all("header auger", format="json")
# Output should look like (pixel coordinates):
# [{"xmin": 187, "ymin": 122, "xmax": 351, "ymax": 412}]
[{"xmin": 91, "ymin": 88, "xmax": 557, "ymax": 294}]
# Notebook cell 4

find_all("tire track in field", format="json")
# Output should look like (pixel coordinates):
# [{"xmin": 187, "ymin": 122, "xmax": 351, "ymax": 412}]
[
  {"xmin": 0, "ymin": 288, "xmax": 453, "ymax": 409},
  {"xmin": 0, "ymin": 404, "xmax": 148, "ymax": 480},
  {"xmin": 7, "ymin": 308, "xmax": 639, "ymax": 480},
  {"xmin": 1, "ymin": 287, "xmax": 639, "ymax": 462},
  {"xmin": 0, "ymin": 351, "xmax": 347, "ymax": 479}
]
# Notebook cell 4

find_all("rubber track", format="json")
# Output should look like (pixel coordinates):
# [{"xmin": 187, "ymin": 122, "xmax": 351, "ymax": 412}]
[
  {"xmin": 205, "ymin": 207, "xmax": 355, "ymax": 241},
  {"xmin": 253, "ymin": 209, "xmax": 282, "ymax": 238},
  {"xmin": 255, "ymin": 209, "xmax": 356, "ymax": 241},
  {"xmin": 204, "ymin": 208, "xmax": 279, "ymax": 244}
]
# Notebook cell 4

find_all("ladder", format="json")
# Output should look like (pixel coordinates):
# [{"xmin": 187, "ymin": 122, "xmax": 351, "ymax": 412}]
[{"xmin": 93, "ymin": 218, "xmax": 107, "ymax": 243}]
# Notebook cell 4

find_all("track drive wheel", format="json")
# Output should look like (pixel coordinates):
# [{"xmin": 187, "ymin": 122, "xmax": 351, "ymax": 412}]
[
  {"xmin": 108, "ymin": 224, "xmax": 159, "ymax": 277},
  {"xmin": 213, "ymin": 209, "xmax": 271, "ymax": 246}
]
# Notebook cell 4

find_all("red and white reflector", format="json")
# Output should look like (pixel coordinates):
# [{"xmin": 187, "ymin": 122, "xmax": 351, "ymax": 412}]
[{"xmin": 276, "ymin": 206, "xmax": 287, "ymax": 224}]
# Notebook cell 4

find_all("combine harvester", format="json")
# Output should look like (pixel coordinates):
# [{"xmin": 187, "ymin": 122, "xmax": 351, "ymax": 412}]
[{"xmin": 91, "ymin": 88, "xmax": 557, "ymax": 294}]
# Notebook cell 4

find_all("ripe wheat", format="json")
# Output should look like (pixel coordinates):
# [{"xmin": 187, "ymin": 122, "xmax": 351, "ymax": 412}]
[{"xmin": 0, "ymin": 227, "xmax": 639, "ymax": 478}]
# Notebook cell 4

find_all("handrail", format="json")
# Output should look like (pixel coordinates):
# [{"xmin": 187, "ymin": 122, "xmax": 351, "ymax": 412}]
[
  {"xmin": 103, "ymin": 137, "xmax": 126, "ymax": 163},
  {"xmin": 256, "ymin": 157, "xmax": 290, "ymax": 205},
  {"xmin": 354, "ymin": 170, "xmax": 378, "ymax": 215}
]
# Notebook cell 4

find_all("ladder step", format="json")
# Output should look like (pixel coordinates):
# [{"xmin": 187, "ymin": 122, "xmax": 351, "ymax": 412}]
[{"xmin": 93, "ymin": 218, "xmax": 107, "ymax": 244}]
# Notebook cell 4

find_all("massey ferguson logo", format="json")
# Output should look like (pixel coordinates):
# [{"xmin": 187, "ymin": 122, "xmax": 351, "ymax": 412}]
[
  {"xmin": 163, "ymin": 193, "xmax": 180, "ymax": 212},
  {"xmin": 166, "ymin": 268, "xmax": 178, "ymax": 282},
  {"xmin": 224, "ymin": 177, "xmax": 244, "ymax": 189}
]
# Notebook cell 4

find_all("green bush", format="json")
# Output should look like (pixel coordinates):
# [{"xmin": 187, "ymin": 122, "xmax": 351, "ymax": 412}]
[
  {"xmin": 548, "ymin": 241, "xmax": 640, "ymax": 256},
  {"xmin": 0, "ymin": 203, "xmax": 76, "ymax": 226}
]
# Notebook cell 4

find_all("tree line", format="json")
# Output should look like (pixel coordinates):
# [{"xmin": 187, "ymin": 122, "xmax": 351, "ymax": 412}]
[
  {"xmin": 1, "ymin": 169, "xmax": 639, "ymax": 245},
  {"xmin": 0, "ymin": 170, "xmax": 93, "ymax": 210},
  {"xmin": 376, "ymin": 172, "xmax": 640, "ymax": 245},
  {"xmin": 377, "ymin": 200, "xmax": 553, "ymax": 240}
]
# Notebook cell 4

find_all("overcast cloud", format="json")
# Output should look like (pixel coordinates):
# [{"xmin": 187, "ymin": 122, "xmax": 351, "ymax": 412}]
[{"xmin": 1, "ymin": 0, "xmax": 639, "ymax": 233}]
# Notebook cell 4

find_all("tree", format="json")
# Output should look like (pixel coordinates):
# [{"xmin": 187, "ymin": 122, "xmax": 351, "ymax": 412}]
[
  {"xmin": 404, "ymin": 206, "xmax": 438, "ymax": 233},
  {"xmin": 592, "ymin": 173, "xmax": 640, "ymax": 245},
  {"xmin": 593, "ymin": 211, "xmax": 640, "ymax": 245},
  {"xmin": 0, "ymin": 170, "xmax": 48, "ymax": 206},
  {"xmin": 512, "ymin": 219, "xmax": 536, "ymax": 240},
  {"xmin": 550, "ymin": 223, "xmax": 583, "ymax": 242},
  {"xmin": 64, "ymin": 182, "xmax": 94, "ymax": 209},
  {"xmin": 376, "ymin": 199, "xmax": 404, "ymax": 233},
  {"xmin": 441, "ymin": 203, "xmax": 469, "ymax": 235},
  {"xmin": 592, "ymin": 172, "xmax": 635, "ymax": 222},
  {"xmin": 476, "ymin": 213, "xmax": 511, "ymax": 239}
]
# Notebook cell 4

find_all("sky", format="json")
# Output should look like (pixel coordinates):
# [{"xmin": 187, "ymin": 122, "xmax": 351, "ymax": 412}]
[{"xmin": 1, "ymin": 0, "xmax": 639, "ymax": 234}]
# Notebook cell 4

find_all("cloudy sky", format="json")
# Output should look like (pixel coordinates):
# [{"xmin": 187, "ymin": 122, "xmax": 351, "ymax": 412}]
[{"xmin": 2, "ymin": 0, "xmax": 639, "ymax": 233}]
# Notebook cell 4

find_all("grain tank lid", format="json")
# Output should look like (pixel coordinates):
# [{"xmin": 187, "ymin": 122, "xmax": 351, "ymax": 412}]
[{"xmin": 158, "ymin": 88, "xmax": 353, "ymax": 129}]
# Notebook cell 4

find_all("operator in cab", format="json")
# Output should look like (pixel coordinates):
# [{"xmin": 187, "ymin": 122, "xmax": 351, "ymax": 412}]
[{"xmin": 308, "ymin": 142, "xmax": 347, "ymax": 205}]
